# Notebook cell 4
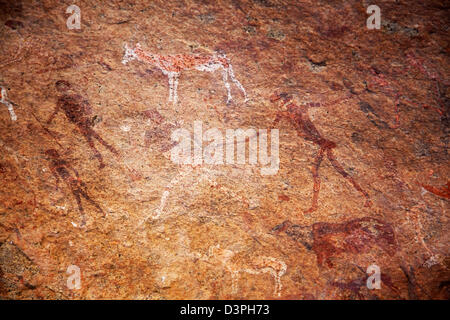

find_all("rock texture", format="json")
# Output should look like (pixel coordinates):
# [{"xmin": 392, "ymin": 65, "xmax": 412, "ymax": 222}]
[{"xmin": 0, "ymin": 0, "xmax": 448, "ymax": 299}]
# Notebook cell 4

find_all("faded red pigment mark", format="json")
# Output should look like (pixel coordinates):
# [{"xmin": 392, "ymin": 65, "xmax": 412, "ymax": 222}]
[
  {"xmin": 273, "ymin": 217, "xmax": 396, "ymax": 268},
  {"xmin": 400, "ymin": 264, "xmax": 432, "ymax": 299},
  {"xmin": 420, "ymin": 181, "xmax": 450, "ymax": 199},
  {"xmin": 0, "ymin": 34, "xmax": 31, "ymax": 69},
  {"xmin": 44, "ymin": 149, "xmax": 104, "ymax": 226},
  {"xmin": 271, "ymin": 92, "xmax": 372, "ymax": 214},
  {"xmin": 330, "ymin": 269, "xmax": 398, "ymax": 299},
  {"xmin": 142, "ymin": 108, "xmax": 178, "ymax": 153},
  {"xmin": 278, "ymin": 194, "xmax": 290, "ymax": 201},
  {"xmin": 405, "ymin": 50, "xmax": 445, "ymax": 113},
  {"xmin": 364, "ymin": 50, "xmax": 445, "ymax": 128},
  {"xmin": 47, "ymin": 80, "xmax": 118, "ymax": 168}
]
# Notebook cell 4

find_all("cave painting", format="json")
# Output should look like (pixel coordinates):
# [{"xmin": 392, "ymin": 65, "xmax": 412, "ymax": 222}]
[
  {"xmin": 202, "ymin": 245, "xmax": 287, "ymax": 297},
  {"xmin": 273, "ymin": 217, "xmax": 396, "ymax": 268},
  {"xmin": 330, "ymin": 267, "xmax": 399, "ymax": 299},
  {"xmin": 0, "ymin": 85, "xmax": 17, "ymax": 121},
  {"xmin": 420, "ymin": 181, "xmax": 450, "ymax": 199},
  {"xmin": 47, "ymin": 80, "xmax": 118, "ymax": 168},
  {"xmin": 360, "ymin": 50, "xmax": 445, "ymax": 129},
  {"xmin": 271, "ymin": 92, "xmax": 372, "ymax": 213},
  {"xmin": 44, "ymin": 149, "xmax": 104, "ymax": 226},
  {"xmin": 122, "ymin": 43, "xmax": 247, "ymax": 104}
]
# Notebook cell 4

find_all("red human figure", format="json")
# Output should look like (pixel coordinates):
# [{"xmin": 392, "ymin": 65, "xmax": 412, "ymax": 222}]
[
  {"xmin": 47, "ymin": 80, "xmax": 118, "ymax": 168},
  {"xmin": 44, "ymin": 149, "xmax": 104, "ymax": 226},
  {"xmin": 271, "ymin": 92, "xmax": 372, "ymax": 213}
]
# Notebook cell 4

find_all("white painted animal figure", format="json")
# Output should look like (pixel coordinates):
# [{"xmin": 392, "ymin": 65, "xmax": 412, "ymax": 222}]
[
  {"xmin": 0, "ymin": 86, "xmax": 17, "ymax": 121},
  {"xmin": 208, "ymin": 245, "xmax": 287, "ymax": 297},
  {"xmin": 122, "ymin": 43, "xmax": 248, "ymax": 104}
]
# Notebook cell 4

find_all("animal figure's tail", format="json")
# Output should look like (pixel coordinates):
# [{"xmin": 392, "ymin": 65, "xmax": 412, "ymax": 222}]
[{"xmin": 227, "ymin": 63, "xmax": 248, "ymax": 102}]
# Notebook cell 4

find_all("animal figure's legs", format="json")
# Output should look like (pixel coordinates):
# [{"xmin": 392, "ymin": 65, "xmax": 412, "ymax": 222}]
[
  {"xmin": 168, "ymin": 74, "xmax": 174, "ymax": 102},
  {"xmin": 172, "ymin": 73, "xmax": 179, "ymax": 104},
  {"xmin": 326, "ymin": 148, "xmax": 372, "ymax": 207},
  {"xmin": 274, "ymin": 271, "xmax": 284, "ymax": 296},
  {"xmin": 227, "ymin": 65, "xmax": 248, "ymax": 101},
  {"xmin": 1, "ymin": 87, "xmax": 17, "ymax": 121},
  {"xmin": 221, "ymin": 67, "xmax": 232, "ymax": 104},
  {"xmin": 305, "ymin": 147, "xmax": 325, "ymax": 214},
  {"xmin": 4, "ymin": 101, "xmax": 17, "ymax": 121},
  {"xmin": 230, "ymin": 270, "xmax": 240, "ymax": 295},
  {"xmin": 167, "ymin": 72, "xmax": 179, "ymax": 104},
  {"xmin": 139, "ymin": 166, "xmax": 194, "ymax": 225}
]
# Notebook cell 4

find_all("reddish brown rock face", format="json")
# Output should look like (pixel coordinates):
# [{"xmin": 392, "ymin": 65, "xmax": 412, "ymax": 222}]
[{"xmin": 0, "ymin": 0, "xmax": 448, "ymax": 300}]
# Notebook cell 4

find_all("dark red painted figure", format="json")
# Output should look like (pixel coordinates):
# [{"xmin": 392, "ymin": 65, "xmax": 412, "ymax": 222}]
[
  {"xmin": 330, "ymin": 268, "xmax": 399, "ymax": 299},
  {"xmin": 47, "ymin": 80, "xmax": 118, "ymax": 168},
  {"xmin": 44, "ymin": 149, "xmax": 104, "ymax": 226},
  {"xmin": 271, "ymin": 92, "xmax": 372, "ymax": 214},
  {"xmin": 273, "ymin": 217, "xmax": 397, "ymax": 268}
]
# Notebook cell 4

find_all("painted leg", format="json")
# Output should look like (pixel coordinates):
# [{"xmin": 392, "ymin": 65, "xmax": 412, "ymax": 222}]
[
  {"xmin": 222, "ymin": 68, "xmax": 232, "ymax": 104},
  {"xmin": 89, "ymin": 128, "xmax": 118, "ymax": 155},
  {"xmin": 326, "ymin": 148, "xmax": 372, "ymax": 207},
  {"xmin": 274, "ymin": 274, "xmax": 281, "ymax": 296},
  {"xmin": 6, "ymin": 102, "xmax": 17, "ymax": 121},
  {"xmin": 304, "ymin": 148, "xmax": 325, "ymax": 214},
  {"xmin": 85, "ymin": 133, "xmax": 105, "ymax": 169},
  {"xmin": 79, "ymin": 188, "xmax": 104, "ymax": 217},
  {"xmin": 231, "ymin": 270, "xmax": 239, "ymax": 295},
  {"xmin": 168, "ymin": 74, "xmax": 174, "ymax": 102},
  {"xmin": 172, "ymin": 73, "xmax": 179, "ymax": 104},
  {"xmin": 228, "ymin": 65, "xmax": 248, "ymax": 102},
  {"xmin": 138, "ymin": 166, "xmax": 193, "ymax": 226},
  {"xmin": 1, "ymin": 87, "xmax": 17, "ymax": 121},
  {"xmin": 72, "ymin": 190, "xmax": 86, "ymax": 226}
]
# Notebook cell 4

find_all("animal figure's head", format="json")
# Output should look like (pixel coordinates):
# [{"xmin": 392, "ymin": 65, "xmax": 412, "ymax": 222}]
[{"xmin": 122, "ymin": 43, "xmax": 138, "ymax": 64}]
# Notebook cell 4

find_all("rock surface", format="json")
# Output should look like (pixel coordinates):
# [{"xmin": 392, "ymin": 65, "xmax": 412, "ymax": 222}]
[{"xmin": 0, "ymin": 0, "xmax": 448, "ymax": 299}]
